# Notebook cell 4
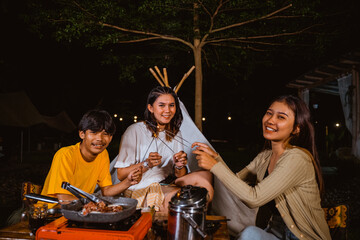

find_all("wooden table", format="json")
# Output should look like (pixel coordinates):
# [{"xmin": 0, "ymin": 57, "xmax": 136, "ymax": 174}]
[
  {"xmin": 205, "ymin": 215, "xmax": 230, "ymax": 240},
  {"xmin": 0, "ymin": 221, "xmax": 34, "ymax": 240}
]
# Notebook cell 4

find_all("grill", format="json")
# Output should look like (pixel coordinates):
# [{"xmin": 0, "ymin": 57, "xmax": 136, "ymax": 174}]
[{"xmin": 36, "ymin": 210, "xmax": 152, "ymax": 240}]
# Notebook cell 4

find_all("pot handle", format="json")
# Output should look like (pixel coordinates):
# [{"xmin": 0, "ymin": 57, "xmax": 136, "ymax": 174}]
[{"xmin": 181, "ymin": 212, "xmax": 207, "ymax": 238}]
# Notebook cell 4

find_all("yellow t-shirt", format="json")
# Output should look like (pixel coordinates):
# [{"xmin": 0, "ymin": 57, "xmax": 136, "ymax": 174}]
[{"xmin": 41, "ymin": 142, "xmax": 113, "ymax": 200}]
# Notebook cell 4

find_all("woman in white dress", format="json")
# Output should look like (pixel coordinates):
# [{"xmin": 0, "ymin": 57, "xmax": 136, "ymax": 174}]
[{"xmin": 115, "ymin": 86, "xmax": 213, "ymax": 212}]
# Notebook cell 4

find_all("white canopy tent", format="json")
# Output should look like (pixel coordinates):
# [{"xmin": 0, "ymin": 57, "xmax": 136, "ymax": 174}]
[
  {"xmin": 0, "ymin": 91, "xmax": 76, "ymax": 162},
  {"xmin": 287, "ymin": 50, "xmax": 360, "ymax": 161}
]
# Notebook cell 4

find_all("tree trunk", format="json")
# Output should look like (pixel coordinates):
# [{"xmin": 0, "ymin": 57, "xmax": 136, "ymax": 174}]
[
  {"xmin": 193, "ymin": 46, "xmax": 203, "ymax": 131},
  {"xmin": 193, "ymin": 2, "xmax": 203, "ymax": 131}
]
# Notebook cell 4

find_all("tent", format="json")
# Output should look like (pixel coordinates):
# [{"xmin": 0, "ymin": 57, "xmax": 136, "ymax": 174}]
[
  {"xmin": 0, "ymin": 91, "xmax": 76, "ymax": 161},
  {"xmin": 287, "ymin": 49, "xmax": 360, "ymax": 161},
  {"xmin": 0, "ymin": 91, "xmax": 45, "ymax": 128}
]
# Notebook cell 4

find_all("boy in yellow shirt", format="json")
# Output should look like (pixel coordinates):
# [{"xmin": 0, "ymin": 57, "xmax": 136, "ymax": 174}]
[{"xmin": 41, "ymin": 109, "xmax": 140, "ymax": 205}]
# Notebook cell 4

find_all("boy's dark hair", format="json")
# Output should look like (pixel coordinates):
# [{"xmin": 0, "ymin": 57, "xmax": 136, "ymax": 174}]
[{"xmin": 78, "ymin": 109, "xmax": 116, "ymax": 135}]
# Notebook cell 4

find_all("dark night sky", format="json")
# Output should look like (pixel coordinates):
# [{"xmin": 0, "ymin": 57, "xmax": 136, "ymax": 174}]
[{"xmin": 1, "ymin": 0, "xmax": 359, "ymax": 147}]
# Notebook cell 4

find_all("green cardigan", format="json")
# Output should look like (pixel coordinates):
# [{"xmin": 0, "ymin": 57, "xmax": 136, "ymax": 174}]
[{"xmin": 211, "ymin": 147, "xmax": 331, "ymax": 240}]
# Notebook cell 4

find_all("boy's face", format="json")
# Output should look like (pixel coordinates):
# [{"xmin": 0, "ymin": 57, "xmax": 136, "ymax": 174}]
[{"xmin": 79, "ymin": 129, "xmax": 112, "ymax": 159}]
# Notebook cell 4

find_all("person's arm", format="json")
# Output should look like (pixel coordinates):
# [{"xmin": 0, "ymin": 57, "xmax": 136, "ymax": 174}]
[
  {"xmin": 102, "ymin": 168, "xmax": 142, "ymax": 196},
  {"xmin": 210, "ymin": 151, "xmax": 309, "ymax": 208},
  {"xmin": 192, "ymin": 142, "xmax": 256, "ymax": 181},
  {"xmin": 191, "ymin": 142, "xmax": 219, "ymax": 170},
  {"xmin": 173, "ymin": 151, "xmax": 187, "ymax": 178},
  {"xmin": 117, "ymin": 163, "xmax": 143, "ymax": 181},
  {"xmin": 117, "ymin": 152, "xmax": 162, "ymax": 180},
  {"xmin": 215, "ymin": 154, "xmax": 252, "ymax": 181}
]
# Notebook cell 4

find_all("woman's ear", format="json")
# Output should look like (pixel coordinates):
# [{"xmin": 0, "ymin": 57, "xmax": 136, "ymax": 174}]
[
  {"xmin": 147, "ymin": 104, "xmax": 153, "ymax": 113},
  {"xmin": 292, "ymin": 126, "xmax": 300, "ymax": 135}
]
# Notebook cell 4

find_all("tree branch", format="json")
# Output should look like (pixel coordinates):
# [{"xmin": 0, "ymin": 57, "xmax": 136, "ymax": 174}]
[
  {"xmin": 209, "ymin": 43, "xmax": 268, "ymax": 52},
  {"xmin": 210, "ymin": 4, "xmax": 292, "ymax": 34},
  {"xmin": 240, "ymin": 24, "xmax": 321, "ymax": 40},
  {"xmin": 267, "ymin": 15, "xmax": 306, "ymax": 19},
  {"xmin": 198, "ymin": 0, "xmax": 212, "ymax": 17},
  {"xmin": 209, "ymin": 39, "xmax": 312, "ymax": 47},
  {"xmin": 117, "ymin": 37, "xmax": 162, "ymax": 43},
  {"xmin": 205, "ymin": 24, "xmax": 320, "ymax": 44},
  {"xmin": 71, "ymin": 0, "xmax": 97, "ymax": 19},
  {"xmin": 200, "ymin": 0, "xmax": 229, "ymax": 47},
  {"xmin": 99, "ymin": 22, "xmax": 194, "ymax": 49}
]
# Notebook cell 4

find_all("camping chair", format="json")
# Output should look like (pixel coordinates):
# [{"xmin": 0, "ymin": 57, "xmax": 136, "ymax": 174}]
[
  {"xmin": 323, "ymin": 204, "xmax": 349, "ymax": 240},
  {"xmin": 21, "ymin": 181, "xmax": 43, "ymax": 208},
  {"xmin": 6, "ymin": 182, "xmax": 43, "ymax": 226}
]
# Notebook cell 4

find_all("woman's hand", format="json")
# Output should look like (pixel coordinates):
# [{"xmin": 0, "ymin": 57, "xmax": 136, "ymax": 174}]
[
  {"xmin": 173, "ymin": 151, "xmax": 187, "ymax": 170},
  {"xmin": 145, "ymin": 152, "xmax": 162, "ymax": 168},
  {"xmin": 191, "ymin": 142, "xmax": 219, "ymax": 158},
  {"xmin": 127, "ymin": 167, "xmax": 142, "ymax": 185},
  {"xmin": 192, "ymin": 142, "xmax": 218, "ymax": 171}
]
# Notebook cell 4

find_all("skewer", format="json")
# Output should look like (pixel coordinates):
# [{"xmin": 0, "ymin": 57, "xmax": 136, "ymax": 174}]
[
  {"xmin": 149, "ymin": 68, "xmax": 164, "ymax": 86},
  {"xmin": 155, "ymin": 138, "xmax": 158, "ymax": 152},
  {"xmin": 163, "ymin": 131, "xmax": 191, "ymax": 148},
  {"xmin": 142, "ymin": 137, "xmax": 155, "ymax": 162},
  {"xmin": 156, "ymin": 136, "xmax": 175, "ymax": 153},
  {"xmin": 175, "ymin": 66, "xmax": 195, "ymax": 93},
  {"xmin": 145, "ymin": 120, "xmax": 191, "ymax": 147}
]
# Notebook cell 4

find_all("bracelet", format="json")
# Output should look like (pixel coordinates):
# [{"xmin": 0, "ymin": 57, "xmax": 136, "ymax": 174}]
[
  {"xmin": 174, "ymin": 165, "xmax": 184, "ymax": 170},
  {"xmin": 142, "ymin": 161, "xmax": 150, "ymax": 168}
]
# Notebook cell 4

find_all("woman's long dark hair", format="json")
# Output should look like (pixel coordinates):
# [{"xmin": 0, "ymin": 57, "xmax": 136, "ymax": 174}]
[
  {"xmin": 264, "ymin": 95, "xmax": 324, "ymax": 195},
  {"xmin": 144, "ymin": 86, "xmax": 183, "ymax": 141}
]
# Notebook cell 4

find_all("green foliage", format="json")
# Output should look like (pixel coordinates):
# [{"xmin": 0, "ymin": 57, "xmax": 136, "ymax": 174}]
[{"xmin": 23, "ymin": 0, "xmax": 340, "ymax": 85}]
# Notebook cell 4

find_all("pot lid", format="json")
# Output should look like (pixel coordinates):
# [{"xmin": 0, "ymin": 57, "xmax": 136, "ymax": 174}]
[{"xmin": 169, "ymin": 185, "xmax": 208, "ymax": 208}]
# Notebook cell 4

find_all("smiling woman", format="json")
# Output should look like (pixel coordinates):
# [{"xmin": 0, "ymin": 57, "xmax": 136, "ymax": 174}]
[
  {"xmin": 192, "ymin": 95, "xmax": 331, "ymax": 240},
  {"xmin": 114, "ymin": 86, "xmax": 213, "ymax": 212},
  {"xmin": 147, "ymin": 94, "xmax": 176, "ymax": 128},
  {"xmin": 262, "ymin": 101, "xmax": 299, "ymax": 145}
]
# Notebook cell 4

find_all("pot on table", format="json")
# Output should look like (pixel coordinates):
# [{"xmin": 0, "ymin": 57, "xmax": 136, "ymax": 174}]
[{"xmin": 167, "ymin": 185, "xmax": 208, "ymax": 240}]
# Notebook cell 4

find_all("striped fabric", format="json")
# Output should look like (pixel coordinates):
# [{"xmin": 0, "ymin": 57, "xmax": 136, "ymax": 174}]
[{"xmin": 125, "ymin": 182, "xmax": 164, "ymax": 211}]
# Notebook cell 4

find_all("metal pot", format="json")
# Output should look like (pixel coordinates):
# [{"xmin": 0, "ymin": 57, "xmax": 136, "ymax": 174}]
[{"xmin": 167, "ymin": 185, "xmax": 208, "ymax": 240}]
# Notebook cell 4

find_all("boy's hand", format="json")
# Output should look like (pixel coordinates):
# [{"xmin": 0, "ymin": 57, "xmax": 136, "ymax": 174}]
[
  {"xmin": 173, "ymin": 151, "xmax": 187, "ymax": 170},
  {"xmin": 128, "ymin": 167, "xmax": 142, "ymax": 185}
]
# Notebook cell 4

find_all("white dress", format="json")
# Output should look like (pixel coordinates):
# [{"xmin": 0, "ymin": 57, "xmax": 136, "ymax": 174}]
[{"xmin": 114, "ymin": 122, "xmax": 184, "ymax": 191}]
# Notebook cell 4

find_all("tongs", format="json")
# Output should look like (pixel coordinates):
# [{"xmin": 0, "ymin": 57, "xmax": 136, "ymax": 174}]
[{"xmin": 61, "ymin": 182, "xmax": 112, "ymax": 205}]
